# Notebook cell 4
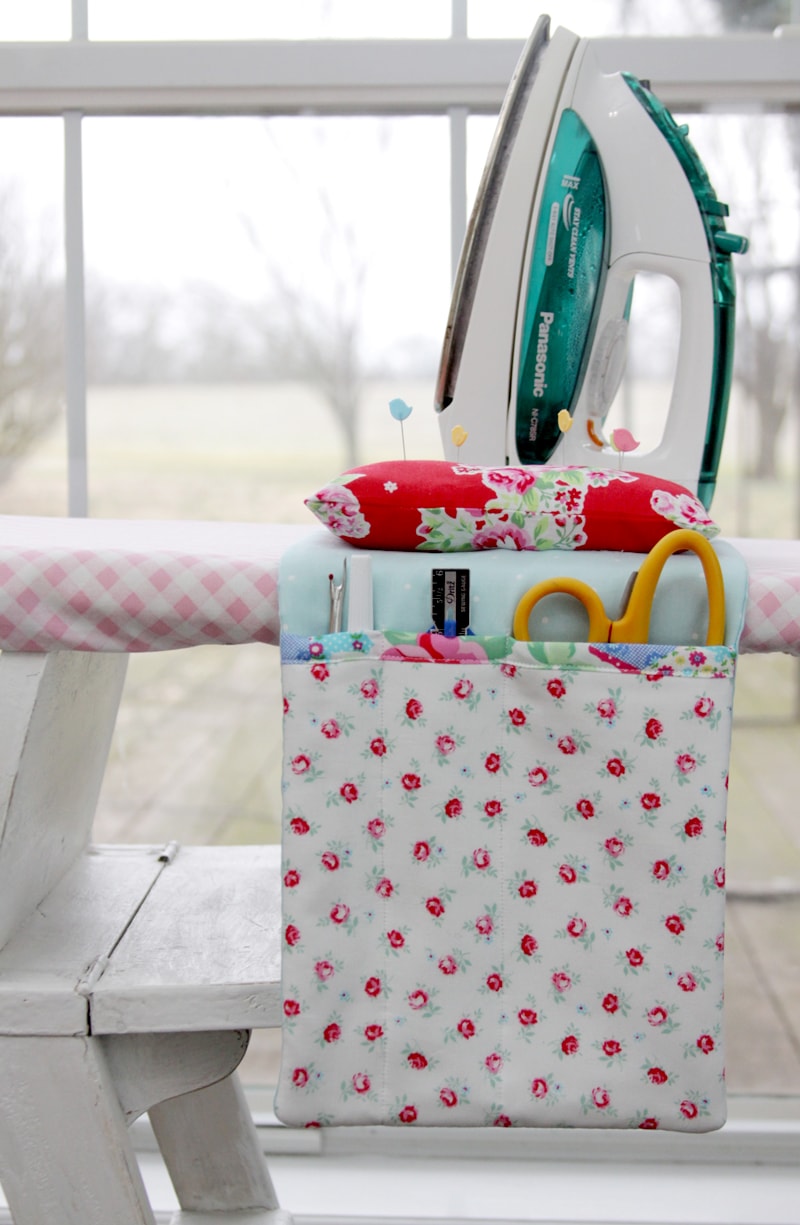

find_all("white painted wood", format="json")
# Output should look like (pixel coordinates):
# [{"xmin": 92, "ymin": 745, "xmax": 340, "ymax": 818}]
[
  {"xmin": 0, "ymin": 840, "xmax": 288, "ymax": 1216},
  {"xmin": 0, "ymin": 37, "xmax": 797, "ymax": 114},
  {"xmin": 0, "ymin": 650, "xmax": 127, "ymax": 949},
  {"xmin": 150, "ymin": 1073, "xmax": 283, "ymax": 1214},
  {"xmin": 90, "ymin": 844, "xmax": 283, "ymax": 1034},
  {"xmin": 0, "ymin": 644, "xmax": 287, "ymax": 1218},
  {"xmin": 167, "ymin": 1213, "xmax": 293, "ymax": 1224},
  {"xmin": 0, "ymin": 1034, "xmax": 156, "ymax": 1225},
  {"xmin": 0, "ymin": 845, "xmax": 166, "ymax": 1035},
  {"xmin": 100, "ymin": 1030, "xmax": 250, "ymax": 1122}
]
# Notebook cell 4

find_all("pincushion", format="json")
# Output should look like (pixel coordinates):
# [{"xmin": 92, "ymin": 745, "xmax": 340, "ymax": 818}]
[{"xmin": 305, "ymin": 461, "xmax": 719, "ymax": 554}]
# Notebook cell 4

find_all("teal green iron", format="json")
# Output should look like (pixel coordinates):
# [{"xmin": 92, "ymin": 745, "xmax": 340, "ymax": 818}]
[{"xmin": 435, "ymin": 16, "xmax": 748, "ymax": 508}]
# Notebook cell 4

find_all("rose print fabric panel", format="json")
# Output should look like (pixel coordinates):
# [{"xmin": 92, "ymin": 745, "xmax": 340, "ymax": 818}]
[{"xmin": 276, "ymin": 632, "xmax": 733, "ymax": 1132}]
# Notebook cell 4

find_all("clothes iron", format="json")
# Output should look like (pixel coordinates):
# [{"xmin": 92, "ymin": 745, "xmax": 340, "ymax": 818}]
[{"xmin": 435, "ymin": 15, "xmax": 748, "ymax": 508}]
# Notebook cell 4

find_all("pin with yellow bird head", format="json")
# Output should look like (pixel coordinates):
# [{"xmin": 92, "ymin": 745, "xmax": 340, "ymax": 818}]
[{"xmin": 451, "ymin": 424, "xmax": 468, "ymax": 461}]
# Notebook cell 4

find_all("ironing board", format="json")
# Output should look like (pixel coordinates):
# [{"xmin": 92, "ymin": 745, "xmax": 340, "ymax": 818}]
[
  {"xmin": 0, "ymin": 514, "xmax": 797, "ymax": 1224},
  {"xmin": 0, "ymin": 517, "xmax": 795, "ymax": 656}
]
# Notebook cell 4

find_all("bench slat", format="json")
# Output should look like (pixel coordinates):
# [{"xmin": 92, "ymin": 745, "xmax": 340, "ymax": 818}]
[
  {"xmin": 0, "ymin": 845, "xmax": 166, "ymax": 1036},
  {"xmin": 90, "ymin": 844, "xmax": 283, "ymax": 1035}
]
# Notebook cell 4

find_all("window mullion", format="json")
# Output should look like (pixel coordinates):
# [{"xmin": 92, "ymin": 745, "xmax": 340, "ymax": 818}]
[
  {"xmin": 71, "ymin": 0, "xmax": 88, "ymax": 41},
  {"xmin": 448, "ymin": 106, "xmax": 468, "ymax": 286},
  {"xmin": 63, "ymin": 110, "xmax": 88, "ymax": 518},
  {"xmin": 451, "ymin": 0, "xmax": 467, "ymax": 39}
]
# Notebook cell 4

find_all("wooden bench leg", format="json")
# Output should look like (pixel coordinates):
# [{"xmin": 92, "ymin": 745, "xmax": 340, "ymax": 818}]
[
  {"xmin": 0, "ymin": 650, "xmax": 128, "ymax": 950},
  {"xmin": 149, "ymin": 1074, "xmax": 289, "ymax": 1220},
  {"xmin": 0, "ymin": 1034, "xmax": 155, "ymax": 1225},
  {"xmin": 101, "ymin": 1029, "xmax": 290, "ymax": 1219},
  {"xmin": 0, "ymin": 1031, "xmax": 293, "ymax": 1224}
]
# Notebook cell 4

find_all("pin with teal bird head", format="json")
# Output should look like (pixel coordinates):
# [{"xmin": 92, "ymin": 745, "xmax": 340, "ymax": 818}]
[{"xmin": 389, "ymin": 397, "xmax": 413, "ymax": 459}]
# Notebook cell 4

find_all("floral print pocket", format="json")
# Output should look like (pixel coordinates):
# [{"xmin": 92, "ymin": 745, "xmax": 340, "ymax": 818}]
[{"xmin": 276, "ymin": 631, "xmax": 734, "ymax": 1133}]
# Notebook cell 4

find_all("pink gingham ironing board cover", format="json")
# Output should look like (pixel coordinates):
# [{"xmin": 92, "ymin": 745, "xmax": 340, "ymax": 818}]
[
  {"xmin": 736, "ymin": 537, "xmax": 800, "ymax": 654},
  {"xmin": 0, "ymin": 517, "xmax": 795, "ymax": 655},
  {"xmin": 0, "ymin": 516, "xmax": 298, "ymax": 653}
]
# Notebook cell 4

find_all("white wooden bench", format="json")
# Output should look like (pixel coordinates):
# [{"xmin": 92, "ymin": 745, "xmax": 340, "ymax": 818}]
[{"xmin": 0, "ymin": 649, "xmax": 290, "ymax": 1224}]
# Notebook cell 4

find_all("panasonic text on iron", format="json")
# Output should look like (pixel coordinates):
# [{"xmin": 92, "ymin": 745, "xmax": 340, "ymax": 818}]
[{"xmin": 532, "ymin": 310, "xmax": 554, "ymax": 401}]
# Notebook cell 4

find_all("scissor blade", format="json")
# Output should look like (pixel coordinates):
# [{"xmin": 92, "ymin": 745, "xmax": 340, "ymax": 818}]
[{"xmin": 611, "ymin": 571, "xmax": 638, "ymax": 640}]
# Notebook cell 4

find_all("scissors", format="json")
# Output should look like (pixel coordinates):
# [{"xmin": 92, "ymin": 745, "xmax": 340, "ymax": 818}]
[{"xmin": 512, "ymin": 529, "xmax": 725, "ymax": 646}]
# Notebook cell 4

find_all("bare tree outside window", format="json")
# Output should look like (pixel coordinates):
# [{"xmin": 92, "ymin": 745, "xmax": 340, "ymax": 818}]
[
  {"xmin": 706, "ymin": 0, "xmax": 800, "ymax": 488},
  {"xmin": 237, "ymin": 121, "xmax": 379, "ymax": 471},
  {"xmin": 0, "ymin": 184, "xmax": 63, "ymax": 483}
]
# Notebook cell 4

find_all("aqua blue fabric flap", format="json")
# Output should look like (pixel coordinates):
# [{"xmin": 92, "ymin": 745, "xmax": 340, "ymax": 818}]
[{"xmin": 279, "ymin": 529, "xmax": 749, "ymax": 649}]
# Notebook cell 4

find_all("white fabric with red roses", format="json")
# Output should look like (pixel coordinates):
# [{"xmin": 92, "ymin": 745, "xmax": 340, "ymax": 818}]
[{"xmin": 275, "ymin": 630, "xmax": 733, "ymax": 1132}]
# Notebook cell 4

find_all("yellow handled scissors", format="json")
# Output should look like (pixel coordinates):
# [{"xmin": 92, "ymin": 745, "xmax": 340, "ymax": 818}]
[{"xmin": 512, "ymin": 529, "xmax": 725, "ymax": 646}]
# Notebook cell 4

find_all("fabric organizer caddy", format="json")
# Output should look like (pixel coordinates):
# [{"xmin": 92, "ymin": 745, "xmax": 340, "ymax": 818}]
[{"xmin": 275, "ymin": 529, "xmax": 750, "ymax": 1133}]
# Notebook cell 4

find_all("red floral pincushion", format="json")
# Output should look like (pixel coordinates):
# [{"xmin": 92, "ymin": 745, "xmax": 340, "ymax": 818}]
[{"xmin": 305, "ymin": 461, "xmax": 719, "ymax": 554}]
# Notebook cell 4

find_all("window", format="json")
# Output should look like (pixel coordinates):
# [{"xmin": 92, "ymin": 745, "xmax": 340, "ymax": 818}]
[
  {"xmin": 0, "ymin": 2, "xmax": 70, "ymax": 40},
  {"xmin": 0, "ymin": 119, "xmax": 65, "ymax": 512},
  {"xmin": 88, "ymin": 0, "xmax": 451, "ymax": 41},
  {"xmin": 79, "ymin": 113, "xmax": 448, "ymax": 520}
]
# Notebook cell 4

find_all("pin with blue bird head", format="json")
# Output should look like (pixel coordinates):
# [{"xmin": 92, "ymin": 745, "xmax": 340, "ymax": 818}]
[{"xmin": 388, "ymin": 397, "xmax": 413, "ymax": 459}]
